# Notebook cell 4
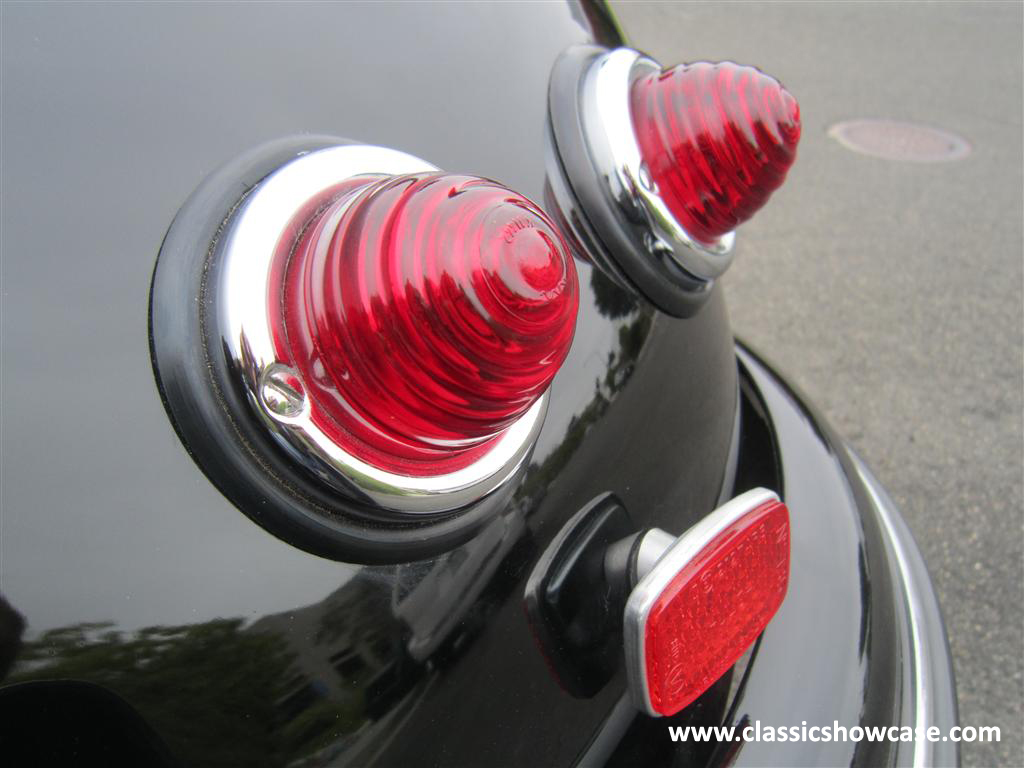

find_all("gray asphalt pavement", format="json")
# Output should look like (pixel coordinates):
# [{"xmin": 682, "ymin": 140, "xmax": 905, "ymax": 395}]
[{"xmin": 612, "ymin": 2, "xmax": 1023, "ymax": 766}]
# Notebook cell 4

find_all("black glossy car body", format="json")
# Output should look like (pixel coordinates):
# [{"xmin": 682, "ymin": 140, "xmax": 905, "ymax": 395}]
[{"xmin": 0, "ymin": 2, "xmax": 956, "ymax": 767}]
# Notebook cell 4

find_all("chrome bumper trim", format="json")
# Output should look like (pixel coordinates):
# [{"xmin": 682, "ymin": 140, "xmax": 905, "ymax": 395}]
[{"xmin": 849, "ymin": 450, "xmax": 960, "ymax": 768}]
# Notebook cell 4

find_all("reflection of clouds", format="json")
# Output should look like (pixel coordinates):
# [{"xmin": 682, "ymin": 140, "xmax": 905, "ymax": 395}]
[{"xmin": 2, "ymin": 425, "xmax": 363, "ymax": 638}]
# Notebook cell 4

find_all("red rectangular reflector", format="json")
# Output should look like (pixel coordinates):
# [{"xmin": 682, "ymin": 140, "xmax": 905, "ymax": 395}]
[{"xmin": 625, "ymin": 489, "xmax": 790, "ymax": 716}]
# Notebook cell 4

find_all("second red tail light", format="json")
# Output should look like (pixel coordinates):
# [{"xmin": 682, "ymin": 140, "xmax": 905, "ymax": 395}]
[
  {"xmin": 545, "ymin": 46, "xmax": 801, "ymax": 317},
  {"xmin": 630, "ymin": 61, "xmax": 801, "ymax": 245}
]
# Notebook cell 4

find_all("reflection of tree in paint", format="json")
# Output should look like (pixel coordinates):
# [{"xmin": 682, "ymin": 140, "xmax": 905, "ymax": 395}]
[
  {"xmin": 8, "ymin": 619, "xmax": 306, "ymax": 767},
  {"xmin": 590, "ymin": 266, "xmax": 638, "ymax": 320},
  {"xmin": 4, "ymin": 573, "xmax": 409, "ymax": 767}
]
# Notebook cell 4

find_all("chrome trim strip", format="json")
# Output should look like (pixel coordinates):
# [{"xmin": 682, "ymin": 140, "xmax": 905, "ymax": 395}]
[
  {"xmin": 217, "ymin": 144, "xmax": 546, "ymax": 514},
  {"xmin": 849, "ymin": 450, "xmax": 952, "ymax": 768},
  {"xmin": 623, "ymin": 487, "xmax": 780, "ymax": 716}
]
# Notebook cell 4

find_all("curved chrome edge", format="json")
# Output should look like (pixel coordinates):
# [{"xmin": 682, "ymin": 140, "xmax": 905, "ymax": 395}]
[
  {"xmin": 581, "ymin": 47, "xmax": 736, "ymax": 282},
  {"xmin": 848, "ymin": 450, "xmax": 960, "ymax": 768},
  {"xmin": 217, "ymin": 144, "xmax": 547, "ymax": 514},
  {"xmin": 543, "ymin": 128, "xmax": 636, "ymax": 295},
  {"xmin": 623, "ymin": 487, "xmax": 781, "ymax": 717}
]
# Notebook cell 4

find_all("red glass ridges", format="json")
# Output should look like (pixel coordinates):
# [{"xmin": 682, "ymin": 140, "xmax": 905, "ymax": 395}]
[
  {"xmin": 274, "ymin": 173, "xmax": 578, "ymax": 477},
  {"xmin": 641, "ymin": 498, "xmax": 790, "ymax": 716},
  {"xmin": 630, "ymin": 61, "xmax": 801, "ymax": 245}
]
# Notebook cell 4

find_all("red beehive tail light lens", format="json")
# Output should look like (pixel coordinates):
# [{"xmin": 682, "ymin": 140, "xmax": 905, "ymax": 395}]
[
  {"xmin": 276, "ymin": 172, "xmax": 579, "ymax": 477},
  {"xmin": 630, "ymin": 61, "xmax": 801, "ymax": 245},
  {"xmin": 643, "ymin": 499, "xmax": 790, "ymax": 716}
]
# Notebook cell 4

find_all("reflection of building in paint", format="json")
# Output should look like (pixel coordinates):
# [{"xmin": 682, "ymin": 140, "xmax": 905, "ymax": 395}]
[
  {"xmin": 393, "ymin": 510, "xmax": 527, "ymax": 663},
  {"xmin": 248, "ymin": 575, "xmax": 400, "ymax": 727},
  {"xmin": 247, "ymin": 506, "xmax": 530, "ymax": 735}
]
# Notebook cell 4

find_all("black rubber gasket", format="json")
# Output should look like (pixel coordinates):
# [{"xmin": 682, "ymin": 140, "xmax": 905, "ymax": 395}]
[{"xmin": 149, "ymin": 136, "xmax": 523, "ymax": 564}]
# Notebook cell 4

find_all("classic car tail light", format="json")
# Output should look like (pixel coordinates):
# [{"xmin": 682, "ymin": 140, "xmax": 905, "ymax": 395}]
[
  {"xmin": 629, "ymin": 61, "xmax": 800, "ymax": 245},
  {"xmin": 625, "ymin": 489, "xmax": 790, "ymax": 716},
  {"xmin": 273, "ymin": 172, "xmax": 578, "ymax": 476},
  {"xmin": 151, "ymin": 140, "xmax": 579, "ymax": 560},
  {"xmin": 545, "ymin": 46, "xmax": 801, "ymax": 316}
]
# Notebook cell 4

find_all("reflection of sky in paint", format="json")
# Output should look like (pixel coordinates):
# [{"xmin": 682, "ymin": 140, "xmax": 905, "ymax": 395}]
[{"xmin": 0, "ymin": 1, "xmax": 594, "ymax": 636}]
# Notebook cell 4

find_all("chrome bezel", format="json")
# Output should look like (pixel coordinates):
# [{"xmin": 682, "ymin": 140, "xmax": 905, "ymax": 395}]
[
  {"xmin": 583, "ymin": 47, "xmax": 736, "ymax": 281},
  {"xmin": 217, "ymin": 144, "xmax": 547, "ymax": 515},
  {"xmin": 623, "ymin": 487, "xmax": 781, "ymax": 717}
]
